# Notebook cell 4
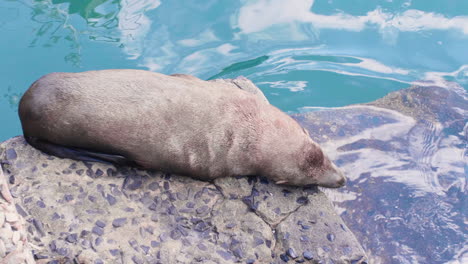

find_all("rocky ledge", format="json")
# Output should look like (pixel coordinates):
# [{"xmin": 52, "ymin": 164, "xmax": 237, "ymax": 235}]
[{"xmin": 0, "ymin": 137, "xmax": 366, "ymax": 264}]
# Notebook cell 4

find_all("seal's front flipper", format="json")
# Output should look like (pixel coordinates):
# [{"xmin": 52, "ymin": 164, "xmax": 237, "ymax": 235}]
[{"xmin": 25, "ymin": 136, "xmax": 134, "ymax": 166}]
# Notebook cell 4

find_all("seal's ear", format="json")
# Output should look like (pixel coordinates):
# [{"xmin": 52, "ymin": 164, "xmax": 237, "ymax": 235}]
[{"xmin": 302, "ymin": 127, "xmax": 310, "ymax": 136}]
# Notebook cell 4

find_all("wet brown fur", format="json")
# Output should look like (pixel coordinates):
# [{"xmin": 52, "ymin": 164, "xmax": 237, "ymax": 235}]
[{"xmin": 19, "ymin": 69, "xmax": 345, "ymax": 187}]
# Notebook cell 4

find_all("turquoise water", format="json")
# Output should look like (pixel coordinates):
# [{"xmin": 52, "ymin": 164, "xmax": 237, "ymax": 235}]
[
  {"xmin": 0, "ymin": 1, "xmax": 467, "ymax": 263},
  {"xmin": 1, "ymin": 0, "xmax": 468, "ymax": 141}
]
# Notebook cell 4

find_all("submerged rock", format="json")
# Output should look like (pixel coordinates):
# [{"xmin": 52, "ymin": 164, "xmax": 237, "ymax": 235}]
[{"xmin": 293, "ymin": 83, "xmax": 467, "ymax": 263}]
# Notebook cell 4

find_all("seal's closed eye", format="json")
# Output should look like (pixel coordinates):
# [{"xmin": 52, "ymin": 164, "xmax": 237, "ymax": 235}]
[{"xmin": 306, "ymin": 147, "xmax": 324, "ymax": 165}]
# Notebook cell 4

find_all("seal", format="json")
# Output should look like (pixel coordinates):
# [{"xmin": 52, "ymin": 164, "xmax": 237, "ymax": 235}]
[{"xmin": 18, "ymin": 69, "xmax": 345, "ymax": 188}]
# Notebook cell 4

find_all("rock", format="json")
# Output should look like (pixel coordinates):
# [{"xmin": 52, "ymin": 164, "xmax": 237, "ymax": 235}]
[
  {"xmin": 287, "ymin": 247, "xmax": 298, "ymax": 258},
  {"xmin": 5, "ymin": 149, "xmax": 17, "ymax": 160},
  {"xmin": 0, "ymin": 239, "xmax": 5, "ymax": 258},
  {"xmin": 213, "ymin": 177, "xmax": 252, "ymax": 199},
  {"xmin": 250, "ymin": 180, "xmax": 313, "ymax": 226},
  {"xmin": 0, "ymin": 135, "xmax": 366, "ymax": 263},
  {"xmin": 211, "ymin": 199, "xmax": 274, "ymax": 262},
  {"xmin": 303, "ymin": 250, "xmax": 314, "ymax": 260},
  {"xmin": 0, "ymin": 211, "xmax": 4, "ymax": 227},
  {"xmin": 111, "ymin": 218, "xmax": 127, "ymax": 228},
  {"xmin": 0, "ymin": 153, "xmax": 35, "ymax": 263},
  {"xmin": 276, "ymin": 191, "xmax": 365, "ymax": 262},
  {"xmin": 5, "ymin": 212, "xmax": 19, "ymax": 223}
]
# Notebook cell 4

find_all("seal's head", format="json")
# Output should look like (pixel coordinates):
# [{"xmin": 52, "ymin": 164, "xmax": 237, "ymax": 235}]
[
  {"xmin": 259, "ymin": 135, "xmax": 346, "ymax": 188},
  {"xmin": 299, "ymin": 141, "xmax": 346, "ymax": 188}
]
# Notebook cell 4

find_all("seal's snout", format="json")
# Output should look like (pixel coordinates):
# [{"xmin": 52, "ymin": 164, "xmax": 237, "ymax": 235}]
[
  {"xmin": 317, "ymin": 167, "xmax": 347, "ymax": 188},
  {"xmin": 335, "ymin": 175, "xmax": 346, "ymax": 187}
]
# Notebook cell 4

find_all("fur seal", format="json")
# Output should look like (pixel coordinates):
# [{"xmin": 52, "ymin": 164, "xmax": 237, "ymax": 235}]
[{"xmin": 18, "ymin": 69, "xmax": 345, "ymax": 188}]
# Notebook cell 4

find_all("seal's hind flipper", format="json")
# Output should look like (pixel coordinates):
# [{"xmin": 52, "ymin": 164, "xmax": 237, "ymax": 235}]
[{"xmin": 25, "ymin": 136, "xmax": 134, "ymax": 166}]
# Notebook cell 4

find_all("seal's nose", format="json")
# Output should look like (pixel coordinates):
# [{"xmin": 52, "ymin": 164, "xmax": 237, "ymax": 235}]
[
  {"xmin": 326, "ymin": 171, "xmax": 346, "ymax": 188},
  {"xmin": 316, "ymin": 167, "xmax": 347, "ymax": 188},
  {"xmin": 336, "ymin": 176, "xmax": 346, "ymax": 187}
]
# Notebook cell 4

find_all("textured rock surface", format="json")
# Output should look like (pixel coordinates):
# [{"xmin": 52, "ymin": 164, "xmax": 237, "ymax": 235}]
[
  {"xmin": 0, "ymin": 138, "xmax": 367, "ymax": 263},
  {"xmin": 0, "ymin": 151, "xmax": 35, "ymax": 263}
]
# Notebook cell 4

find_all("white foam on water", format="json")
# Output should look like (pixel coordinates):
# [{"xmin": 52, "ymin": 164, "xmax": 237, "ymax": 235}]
[
  {"xmin": 256, "ymin": 49, "xmax": 418, "ymax": 86},
  {"xmin": 178, "ymin": 30, "xmax": 219, "ymax": 47},
  {"xmin": 236, "ymin": 0, "xmax": 468, "ymax": 36},
  {"xmin": 342, "ymin": 57, "xmax": 410, "ymax": 75},
  {"xmin": 259, "ymin": 47, "xmax": 468, "ymax": 100},
  {"xmin": 424, "ymin": 65, "xmax": 468, "ymax": 87},
  {"xmin": 140, "ymin": 57, "xmax": 162, "ymax": 72},
  {"xmin": 257, "ymin": 81, "xmax": 308, "ymax": 92},
  {"xmin": 259, "ymin": 61, "xmax": 414, "ymax": 86},
  {"xmin": 216, "ymin": 44, "xmax": 237, "ymax": 55},
  {"xmin": 447, "ymin": 245, "xmax": 468, "ymax": 264},
  {"xmin": 175, "ymin": 44, "xmax": 242, "ymax": 74}
]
